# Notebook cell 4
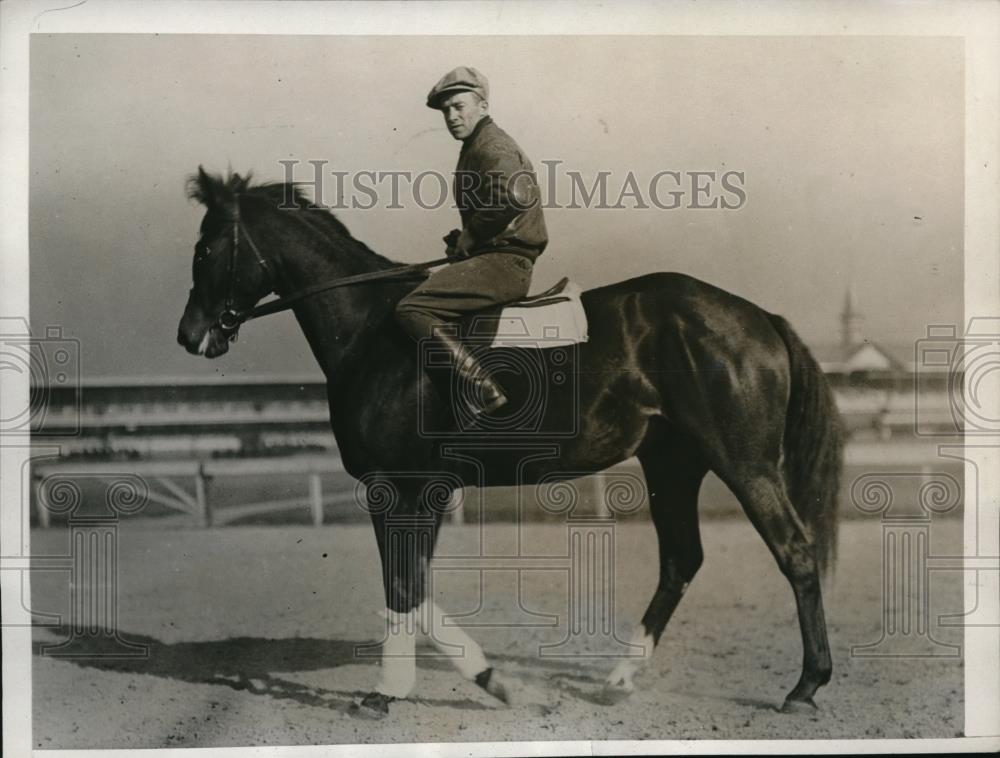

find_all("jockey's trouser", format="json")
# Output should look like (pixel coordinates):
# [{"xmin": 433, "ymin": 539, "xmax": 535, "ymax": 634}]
[{"xmin": 394, "ymin": 252, "xmax": 533, "ymax": 341}]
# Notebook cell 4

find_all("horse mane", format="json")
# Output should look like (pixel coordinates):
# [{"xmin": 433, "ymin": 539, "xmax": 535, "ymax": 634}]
[{"xmin": 186, "ymin": 166, "xmax": 397, "ymax": 267}]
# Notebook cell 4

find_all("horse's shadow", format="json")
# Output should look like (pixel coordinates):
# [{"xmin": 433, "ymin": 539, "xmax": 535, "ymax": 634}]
[
  {"xmin": 34, "ymin": 626, "xmax": 780, "ymax": 714},
  {"xmin": 32, "ymin": 626, "xmax": 492, "ymax": 714}
]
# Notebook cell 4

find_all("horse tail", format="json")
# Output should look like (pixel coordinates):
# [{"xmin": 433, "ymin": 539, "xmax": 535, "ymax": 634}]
[{"xmin": 767, "ymin": 313, "xmax": 845, "ymax": 576}]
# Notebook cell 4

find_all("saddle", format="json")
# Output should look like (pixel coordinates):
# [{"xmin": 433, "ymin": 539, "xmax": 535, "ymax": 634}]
[
  {"xmin": 507, "ymin": 277, "xmax": 572, "ymax": 308},
  {"xmin": 467, "ymin": 277, "xmax": 589, "ymax": 349}
]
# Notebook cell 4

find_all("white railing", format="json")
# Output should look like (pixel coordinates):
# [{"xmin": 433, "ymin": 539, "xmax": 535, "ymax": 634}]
[
  {"xmin": 30, "ymin": 438, "xmax": 954, "ymax": 530},
  {"xmin": 32, "ymin": 454, "xmax": 352, "ymax": 529}
]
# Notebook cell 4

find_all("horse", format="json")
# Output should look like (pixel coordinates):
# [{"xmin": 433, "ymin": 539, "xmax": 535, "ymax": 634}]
[{"xmin": 176, "ymin": 168, "xmax": 844, "ymax": 716}]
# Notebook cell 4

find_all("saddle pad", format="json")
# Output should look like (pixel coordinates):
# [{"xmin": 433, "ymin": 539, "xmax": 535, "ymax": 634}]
[{"xmin": 490, "ymin": 281, "xmax": 588, "ymax": 348}]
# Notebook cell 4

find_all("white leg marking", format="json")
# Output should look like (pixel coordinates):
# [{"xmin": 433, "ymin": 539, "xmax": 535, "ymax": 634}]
[
  {"xmin": 420, "ymin": 601, "xmax": 489, "ymax": 680},
  {"xmin": 375, "ymin": 607, "xmax": 418, "ymax": 698},
  {"xmin": 606, "ymin": 628, "xmax": 655, "ymax": 691},
  {"xmin": 197, "ymin": 331, "xmax": 211, "ymax": 356}
]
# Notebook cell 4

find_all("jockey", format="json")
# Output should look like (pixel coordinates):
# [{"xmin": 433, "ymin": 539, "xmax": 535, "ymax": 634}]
[{"xmin": 395, "ymin": 66, "xmax": 548, "ymax": 417}]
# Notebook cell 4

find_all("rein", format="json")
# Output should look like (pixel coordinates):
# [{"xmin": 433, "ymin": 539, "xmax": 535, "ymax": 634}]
[{"xmin": 217, "ymin": 200, "xmax": 452, "ymax": 334}]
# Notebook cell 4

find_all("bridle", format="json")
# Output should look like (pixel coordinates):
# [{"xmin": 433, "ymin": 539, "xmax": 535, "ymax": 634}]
[
  {"xmin": 217, "ymin": 197, "xmax": 273, "ymax": 336},
  {"xmin": 211, "ymin": 195, "xmax": 452, "ymax": 338}
]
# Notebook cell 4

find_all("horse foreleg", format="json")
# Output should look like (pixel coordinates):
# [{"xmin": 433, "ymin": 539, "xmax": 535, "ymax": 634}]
[
  {"xmin": 361, "ymin": 494, "xmax": 442, "ymax": 715},
  {"xmin": 361, "ymin": 483, "xmax": 516, "ymax": 713},
  {"xmin": 359, "ymin": 602, "xmax": 423, "ymax": 716},
  {"xmin": 373, "ymin": 606, "xmax": 419, "ymax": 699}
]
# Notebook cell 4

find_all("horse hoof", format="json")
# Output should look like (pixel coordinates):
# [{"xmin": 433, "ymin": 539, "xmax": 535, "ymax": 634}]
[
  {"xmin": 780, "ymin": 697, "xmax": 818, "ymax": 714},
  {"xmin": 353, "ymin": 691, "xmax": 396, "ymax": 717},
  {"xmin": 475, "ymin": 667, "xmax": 516, "ymax": 705},
  {"xmin": 595, "ymin": 682, "xmax": 634, "ymax": 706}
]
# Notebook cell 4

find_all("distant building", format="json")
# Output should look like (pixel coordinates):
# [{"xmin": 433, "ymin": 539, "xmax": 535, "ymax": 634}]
[
  {"xmin": 810, "ymin": 284, "xmax": 957, "ymax": 437},
  {"xmin": 33, "ymin": 374, "xmax": 335, "ymax": 460},
  {"xmin": 840, "ymin": 284, "xmax": 865, "ymax": 352},
  {"xmin": 813, "ymin": 284, "xmax": 910, "ymax": 383}
]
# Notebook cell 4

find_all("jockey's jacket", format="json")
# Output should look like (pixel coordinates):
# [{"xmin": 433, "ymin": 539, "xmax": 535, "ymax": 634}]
[{"xmin": 454, "ymin": 116, "xmax": 548, "ymax": 261}]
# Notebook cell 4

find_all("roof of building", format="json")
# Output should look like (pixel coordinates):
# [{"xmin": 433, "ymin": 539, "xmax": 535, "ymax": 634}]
[{"xmin": 811, "ymin": 340, "xmax": 919, "ymax": 374}]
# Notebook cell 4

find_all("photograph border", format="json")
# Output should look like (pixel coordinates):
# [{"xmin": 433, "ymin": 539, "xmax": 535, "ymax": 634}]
[{"xmin": 2, "ymin": 1, "xmax": 997, "ymax": 756}]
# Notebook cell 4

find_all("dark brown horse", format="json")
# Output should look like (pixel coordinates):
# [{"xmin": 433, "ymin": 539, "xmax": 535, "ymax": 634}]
[{"xmin": 177, "ymin": 169, "xmax": 844, "ymax": 716}]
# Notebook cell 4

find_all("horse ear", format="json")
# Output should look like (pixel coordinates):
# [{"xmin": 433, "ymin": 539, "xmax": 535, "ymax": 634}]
[
  {"xmin": 186, "ymin": 165, "xmax": 231, "ymax": 210},
  {"xmin": 230, "ymin": 170, "xmax": 253, "ymax": 195}
]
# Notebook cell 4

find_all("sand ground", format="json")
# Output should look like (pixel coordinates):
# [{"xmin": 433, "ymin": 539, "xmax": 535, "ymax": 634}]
[{"xmin": 31, "ymin": 517, "xmax": 964, "ymax": 747}]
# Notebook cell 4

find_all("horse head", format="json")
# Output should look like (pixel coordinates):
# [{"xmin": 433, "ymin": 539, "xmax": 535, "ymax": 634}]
[
  {"xmin": 177, "ymin": 166, "xmax": 273, "ymax": 358},
  {"xmin": 177, "ymin": 166, "xmax": 402, "ymax": 363}
]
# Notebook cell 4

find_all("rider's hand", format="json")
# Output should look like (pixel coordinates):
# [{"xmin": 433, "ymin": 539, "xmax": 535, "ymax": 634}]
[
  {"xmin": 453, "ymin": 228, "xmax": 475, "ymax": 258},
  {"xmin": 443, "ymin": 229, "xmax": 465, "ymax": 259}
]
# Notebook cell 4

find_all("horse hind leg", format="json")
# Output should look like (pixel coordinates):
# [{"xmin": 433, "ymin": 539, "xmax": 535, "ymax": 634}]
[
  {"xmin": 605, "ymin": 436, "xmax": 708, "ymax": 697},
  {"xmin": 419, "ymin": 599, "xmax": 516, "ymax": 704},
  {"xmin": 725, "ymin": 467, "xmax": 833, "ymax": 712}
]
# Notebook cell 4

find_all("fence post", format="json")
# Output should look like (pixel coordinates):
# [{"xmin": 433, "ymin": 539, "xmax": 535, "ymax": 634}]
[
  {"xmin": 309, "ymin": 473, "xmax": 324, "ymax": 526},
  {"xmin": 195, "ymin": 464, "xmax": 212, "ymax": 528}
]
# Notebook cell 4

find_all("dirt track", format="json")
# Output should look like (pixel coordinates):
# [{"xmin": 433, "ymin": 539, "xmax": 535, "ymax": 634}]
[{"xmin": 31, "ymin": 518, "xmax": 964, "ymax": 748}]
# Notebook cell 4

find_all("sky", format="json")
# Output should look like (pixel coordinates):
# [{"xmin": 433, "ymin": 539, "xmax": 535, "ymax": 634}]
[{"xmin": 29, "ymin": 34, "xmax": 963, "ymax": 380}]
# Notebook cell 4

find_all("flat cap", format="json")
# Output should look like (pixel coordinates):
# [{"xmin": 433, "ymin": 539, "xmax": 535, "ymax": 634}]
[{"xmin": 426, "ymin": 66, "xmax": 489, "ymax": 109}]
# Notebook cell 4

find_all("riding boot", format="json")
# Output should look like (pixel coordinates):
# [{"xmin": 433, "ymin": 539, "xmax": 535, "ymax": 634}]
[{"xmin": 429, "ymin": 331, "xmax": 508, "ymax": 417}]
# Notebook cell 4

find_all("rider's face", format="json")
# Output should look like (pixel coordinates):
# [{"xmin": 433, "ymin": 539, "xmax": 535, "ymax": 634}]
[{"xmin": 439, "ymin": 92, "xmax": 488, "ymax": 141}]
